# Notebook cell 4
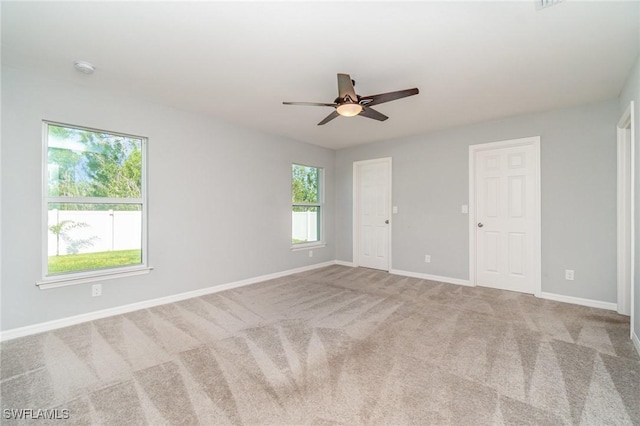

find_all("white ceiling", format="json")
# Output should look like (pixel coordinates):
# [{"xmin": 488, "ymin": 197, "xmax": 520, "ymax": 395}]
[{"xmin": 2, "ymin": 1, "xmax": 639, "ymax": 150}]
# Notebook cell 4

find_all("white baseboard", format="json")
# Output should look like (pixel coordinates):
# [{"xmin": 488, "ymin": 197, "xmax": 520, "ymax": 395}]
[
  {"xmin": 335, "ymin": 260, "xmax": 355, "ymax": 267},
  {"xmin": 389, "ymin": 269, "xmax": 472, "ymax": 287},
  {"xmin": 537, "ymin": 291, "xmax": 617, "ymax": 311},
  {"xmin": 0, "ymin": 261, "xmax": 336, "ymax": 342},
  {"xmin": 632, "ymin": 331, "xmax": 640, "ymax": 357}
]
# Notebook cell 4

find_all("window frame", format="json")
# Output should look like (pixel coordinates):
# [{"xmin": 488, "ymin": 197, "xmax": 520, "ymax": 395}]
[
  {"xmin": 38, "ymin": 121, "xmax": 150, "ymax": 289},
  {"xmin": 291, "ymin": 163, "xmax": 325, "ymax": 250}
]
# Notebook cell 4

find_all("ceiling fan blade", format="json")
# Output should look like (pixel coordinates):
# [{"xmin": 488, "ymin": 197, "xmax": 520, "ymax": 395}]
[
  {"xmin": 317, "ymin": 111, "xmax": 340, "ymax": 126},
  {"xmin": 359, "ymin": 88, "xmax": 419, "ymax": 107},
  {"xmin": 359, "ymin": 107, "xmax": 388, "ymax": 122},
  {"xmin": 283, "ymin": 102, "xmax": 337, "ymax": 107},
  {"xmin": 337, "ymin": 73, "xmax": 357, "ymax": 102}
]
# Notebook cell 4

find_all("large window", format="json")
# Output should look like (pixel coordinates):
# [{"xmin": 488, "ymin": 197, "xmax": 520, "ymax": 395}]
[
  {"xmin": 292, "ymin": 164, "xmax": 323, "ymax": 246},
  {"xmin": 42, "ymin": 122, "xmax": 147, "ymax": 283}
]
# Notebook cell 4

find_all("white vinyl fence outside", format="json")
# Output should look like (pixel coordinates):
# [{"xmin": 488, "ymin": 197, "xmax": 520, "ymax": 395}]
[
  {"xmin": 292, "ymin": 211, "xmax": 318, "ymax": 243},
  {"xmin": 49, "ymin": 209, "xmax": 315, "ymax": 256},
  {"xmin": 48, "ymin": 209, "xmax": 141, "ymax": 256}
]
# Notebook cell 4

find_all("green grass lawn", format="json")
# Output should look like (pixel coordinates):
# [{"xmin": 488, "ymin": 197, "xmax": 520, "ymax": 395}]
[{"xmin": 48, "ymin": 249, "xmax": 141, "ymax": 274}]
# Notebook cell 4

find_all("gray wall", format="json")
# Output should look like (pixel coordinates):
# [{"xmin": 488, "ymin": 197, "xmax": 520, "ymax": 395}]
[
  {"xmin": 1, "ymin": 66, "xmax": 335, "ymax": 331},
  {"xmin": 336, "ymin": 100, "xmax": 619, "ymax": 303},
  {"xmin": 619, "ymin": 54, "xmax": 640, "ymax": 338}
]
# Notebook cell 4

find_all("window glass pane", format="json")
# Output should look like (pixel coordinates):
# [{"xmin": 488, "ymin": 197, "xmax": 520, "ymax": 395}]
[
  {"xmin": 47, "ymin": 203, "xmax": 142, "ymax": 275},
  {"xmin": 292, "ymin": 206, "xmax": 320, "ymax": 244},
  {"xmin": 292, "ymin": 164, "xmax": 319, "ymax": 204},
  {"xmin": 48, "ymin": 124, "xmax": 142, "ymax": 198}
]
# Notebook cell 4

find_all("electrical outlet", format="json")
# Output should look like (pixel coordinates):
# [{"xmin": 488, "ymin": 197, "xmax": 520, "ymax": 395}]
[
  {"xmin": 92, "ymin": 284, "xmax": 102, "ymax": 297},
  {"xmin": 565, "ymin": 270, "xmax": 574, "ymax": 281},
  {"xmin": 424, "ymin": 255, "xmax": 431, "ymax": 263},
  {"xmin": 309, "ymin": 250, "xmax": 313, "ymax": 258}
]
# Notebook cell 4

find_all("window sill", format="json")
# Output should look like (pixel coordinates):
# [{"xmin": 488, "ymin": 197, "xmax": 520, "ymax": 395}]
[
  {"xmin": 291, "ymin": 243, "xmax": 326, "ymax": 251},
  {"xmin": 36, "ymin": 266, "xmax": 153, "ymax": 289}
]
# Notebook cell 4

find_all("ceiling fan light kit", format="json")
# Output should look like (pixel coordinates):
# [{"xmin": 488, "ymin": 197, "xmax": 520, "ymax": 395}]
[
  {"xmin": 336, "ymin": 103, "xmax": 363, "ymax": 117},
  {"xmin": 283, "ymin": 73, "xmax": 419, "ymax": 125}
]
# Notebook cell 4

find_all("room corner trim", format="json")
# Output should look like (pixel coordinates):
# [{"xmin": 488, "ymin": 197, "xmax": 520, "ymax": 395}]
[
  {"xmin": 389, "ymin": 268, "xmax": 472, "ymax": 287},
  {"xmin": 335, "ymin": 260, "xmax": 355, "ymax": 267},
  {"xmin": 0, "ymin": 260, "xmax": 337, "ymax": 342},
  {"xmin": 537, "ymin": 291, "xmax": 617, "ymax": 311},
  {"xmin": 632, "ymin": 330, "xmax": 640, "ymax": 357}
]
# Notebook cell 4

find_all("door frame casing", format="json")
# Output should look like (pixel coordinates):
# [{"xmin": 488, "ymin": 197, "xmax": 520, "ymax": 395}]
[
  {"xmin": 468, "ymin": 136, "xmax": 542, "ymax": 296},
  {"xmin": 352, "ymin": 157, "xmax": 392, "ymax": 270},
  {"xmin": 617, "ymin": 101, "xmax": 635, "ymax": 328}
]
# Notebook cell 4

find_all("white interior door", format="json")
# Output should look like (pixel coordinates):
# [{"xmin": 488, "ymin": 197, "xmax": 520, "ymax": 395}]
[
  {"xmin": 355, "ymin": 159, "xmax": 391, "ymax": 271},
  {"xmin": 473, "ymin": 140, "xmax": 539, "ymax": 294}
]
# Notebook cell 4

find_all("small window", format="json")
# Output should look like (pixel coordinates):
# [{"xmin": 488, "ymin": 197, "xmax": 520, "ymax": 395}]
[
  {"xmin": 43, "ymin": 122, "xmax": 147, "ymax": 281},
  {"xmin": 292, "ymin": 164, "xmax": 323, "ymax": 246}
]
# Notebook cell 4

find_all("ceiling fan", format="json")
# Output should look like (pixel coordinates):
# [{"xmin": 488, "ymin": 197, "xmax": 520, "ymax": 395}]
[{"xmin": 283, "ymin": 73, "xmax": 419, "ymax": 126}]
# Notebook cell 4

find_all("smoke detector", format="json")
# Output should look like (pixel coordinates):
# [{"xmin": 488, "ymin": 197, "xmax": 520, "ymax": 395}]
[
  {"xmin": 74, "ymin": 61, "xmax": 95, "ymax": 74},
  {"xmin": 536, "ymin": 0, "xmax": 564, "ymax": 10}
]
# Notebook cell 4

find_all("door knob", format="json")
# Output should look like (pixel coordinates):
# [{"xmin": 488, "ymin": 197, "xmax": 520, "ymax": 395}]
[
  {"xmin": 385, "ymin": 220, "xmax": 389, "ymax": 224},
  {"xmin": 477, "ymin": 222, "xmax": 484, "ymax": 228}
]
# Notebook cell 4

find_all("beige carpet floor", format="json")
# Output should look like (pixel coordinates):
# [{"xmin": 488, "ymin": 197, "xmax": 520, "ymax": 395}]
[{"xmin": 1, "ymin": 265, "xmax": 639, "ymax": 425}]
